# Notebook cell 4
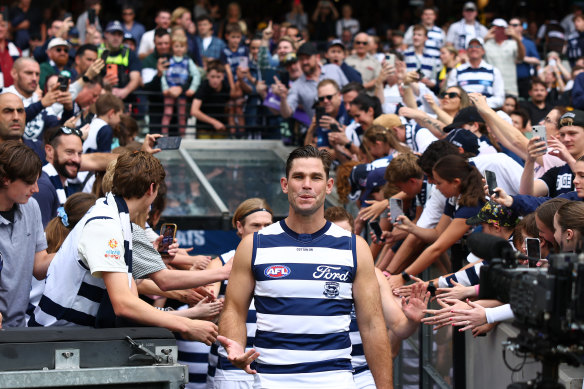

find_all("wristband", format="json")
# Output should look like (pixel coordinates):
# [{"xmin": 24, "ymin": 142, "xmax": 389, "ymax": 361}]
[
  {"xmin": 401, "ymin": 271, "xmax": 411, "ymax": 282},
  {"xmin": 474, "ymin": 284, "xmax": 480, "ymax": 296},
  {"xmin": 344, "ymin": 141, "xmax": 352, "ymax": 150},
  {"xmin": 82, "ymin": 75, "xmax": 91, "ymax": 83},
  {"xmin": 427, "ymin": 281, "xmax": 436, "ymax": 297}
]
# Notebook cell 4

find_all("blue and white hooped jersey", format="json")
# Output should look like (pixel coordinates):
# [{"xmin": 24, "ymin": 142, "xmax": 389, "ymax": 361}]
[
  {"xmin": 251, "ymin": 220, "xmax": 357, "ymax": 388},
  {"xmin": 455, "ymin": 61, "xmax": 496, "ymax": 97}
]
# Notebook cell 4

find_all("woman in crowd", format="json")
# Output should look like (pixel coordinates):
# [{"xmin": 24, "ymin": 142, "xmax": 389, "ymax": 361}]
[
  {"xmin": 435, "ymin": 44, "xmax": 460, "ymax": 93},
  {"xmin": 361, "ymin": 124, "xmax": 410, "ymax": 161},
  {"xmin": 553, "ymin": 201, "xmax": 584, "ymax": 252},
  {"xmin": 393, "ymin": 155, "xmax": 485, "ymax": 279}
]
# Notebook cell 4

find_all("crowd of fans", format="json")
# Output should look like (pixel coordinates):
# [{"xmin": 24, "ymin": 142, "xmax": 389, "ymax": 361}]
[{"xmin": 1, "ymin": 0, "xmax": 584, "ymax": 388}]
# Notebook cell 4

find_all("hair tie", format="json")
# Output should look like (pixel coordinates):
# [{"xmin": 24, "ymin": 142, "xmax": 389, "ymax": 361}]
[
  {"xmin": 57, "ymin": 207, "xmax": 69, "ymax": 227},
  {"xmin": 240, "ymin": 208, "xmax": 272, "ymax": 221}
]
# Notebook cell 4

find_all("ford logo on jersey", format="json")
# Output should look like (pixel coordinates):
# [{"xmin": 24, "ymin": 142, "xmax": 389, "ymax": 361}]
[{"xmin": 264, "ymin": 265, "xmax": 291, "ymax": 278}]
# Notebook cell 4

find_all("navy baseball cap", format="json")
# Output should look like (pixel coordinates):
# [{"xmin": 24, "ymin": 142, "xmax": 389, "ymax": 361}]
[
  {"xmin": 443, "ymin": 106, "xmax": 485, "ymax": 132},
  {"xmin": 446, "ymin": 128, "xmax": 480, "ymax": 155},
  {"xmin": 106, "ymin": 20, "xmax": 124, "ymax": 33}
]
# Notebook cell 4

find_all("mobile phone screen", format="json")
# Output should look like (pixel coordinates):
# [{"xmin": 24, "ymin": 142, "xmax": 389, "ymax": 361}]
[
  {"xmin": 532, "ymin": 125, "xmax": 547, "ymax": 142},
  {"xmin": 369, "ymin": 220, "xmax": 385, "ymax": 242},
  {"xmin": 526, "ymin": 238, "xmax": 541, "ymax": 260},
  {"xmin": 389, "ymin": 198, "xmax": 403, "ymax": 224},
  {"xmin": 155, "ymin": 136, "xmax": 182, "ymax": 150},
  {"xmin": 485, "ymin": 170, "xmax": 498, "ymax": 196},
  {"xmin": 159, "ymin": 224, "xmax": 177, "ymax": 253}
]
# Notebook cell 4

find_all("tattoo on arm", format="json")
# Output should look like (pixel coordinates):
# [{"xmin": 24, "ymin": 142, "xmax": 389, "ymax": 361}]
[{"xmin": 422, "ymin": 117, "xmax": 445, "ymax": 134}]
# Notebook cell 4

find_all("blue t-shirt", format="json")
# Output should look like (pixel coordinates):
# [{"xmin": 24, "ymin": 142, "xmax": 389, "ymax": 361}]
[
  {"xmin": 443, "ymin": 197, "xmax": 485, "ymax": 219},
  {"xmin": 315, "ymin": 104, "xmax": 350, "ymax": 148},
  {"xmin": 219, "ymin": 45, "xmax": 248, "ymax": 82}
]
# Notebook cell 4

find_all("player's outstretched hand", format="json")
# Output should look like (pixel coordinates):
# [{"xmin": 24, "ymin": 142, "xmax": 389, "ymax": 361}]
[{"xmin": 217, "ymin": 335, "xmax": 260, "ymax": 374}]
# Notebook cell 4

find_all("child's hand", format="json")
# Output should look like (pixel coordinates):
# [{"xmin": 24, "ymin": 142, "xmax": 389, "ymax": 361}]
[{"xmin": 185, "ymin": 89, "xmax": 195, "ymax": 97}]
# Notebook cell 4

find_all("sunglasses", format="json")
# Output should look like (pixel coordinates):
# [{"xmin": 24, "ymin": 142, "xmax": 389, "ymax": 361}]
[
  {"xmin": 54, "ymin": 47, "xmax": 68, "ymax": 53},
  {"xmin": 509, "ymin": 23, "xmax": 521, "ymax": 27},
  {"xmin": 439, "ymin": 92, "xmax": 460, "ymax": 99},
  {"xmin": 467, "ymin": 44, "xmax": 482, "ymax": 49},
  {"xmin": 318, "ymin": 94, "xmax": 336, "ymax": 102},
  {"xmin": 48, "ymin": 127, "xmax": 83, "ymax": 143},
  {"xmin": 354, "ymin": 41, "xmax": 368, "ymax": 45}
]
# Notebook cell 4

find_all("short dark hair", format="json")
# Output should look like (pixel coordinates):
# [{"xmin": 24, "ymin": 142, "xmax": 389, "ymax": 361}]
[
  {"xmin": 196, "ymin": 14, "xmax": 213, "ymax": 24},
  {"xmin": 341, "ymin": 81, "xmax": 364, "ymax": 95},
  {"xmin": 112, "ymin": 151, "xmax": 166, "ymax": 199},
  {"xmin": 95, "ymin": 93, "xmax": 124, "ymax": 116},
  {"xmin": 510, "ymin": 109, "xmax": 530, "ymax": 129},
  {"xmin": 285, "ymin": 145, "xmax": 332, "ymax": 179},
  {"xmin": 225, "ymin": 22, "xmax": 242, "ymax": 36},
  {"xmin": 418, "ymin": 140, "xmax": 460, "ymax": 176},
  {"xmin": 75, "ymin": 44, "xmax": 98, "ymax": 58},
  {"xmin": 0, "ymin": 141, "xmax": 42, "ymax": 188},
  {"xmin": 154, "ymin": 27, "xmax": 170, "ymax": 39},
  {"xmin": 350, "ymin": 93, "xmax": 382, "ymax": 118},
  {"xmin": 206, "ymin": 59, "xmax": 225, "ymax": 73},
  {"xmin": 530, "ymin": 77, "xmax": 547, "ymax": 89}
]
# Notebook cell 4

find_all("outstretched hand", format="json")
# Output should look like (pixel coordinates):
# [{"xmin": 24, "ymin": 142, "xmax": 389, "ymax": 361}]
[
  {"xmin": 401, "ymin": 282, "xmax": 430, "ymax": 323},
  {"xmin": 217, "ymin": 335, "xmax": 260, "ymax": 374}
]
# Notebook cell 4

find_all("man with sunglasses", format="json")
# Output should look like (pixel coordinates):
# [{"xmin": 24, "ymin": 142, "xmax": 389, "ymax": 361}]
[
  {"xmin": 345, "ymin": 32, "xmax": 381, "ymax": 94},
  {"xmin": 39, "ymin": 37, "xmax": 74, "ymax": 91}
]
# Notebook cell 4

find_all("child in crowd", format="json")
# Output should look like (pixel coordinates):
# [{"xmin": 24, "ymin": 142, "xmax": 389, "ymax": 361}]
[
  {"xmin": 220, "ymin": 22, "xmax": 248, "ymax": 135},
  {"xmin": 84, "ymin": 93, "xmax": 124, "ymax": 153},
  {"xmin": 162, "ymin": 31, "xmax": 201, "ymax": 135},
  {"xmin": 190, "ymin": 60, "xmax": 232, "ymax": 138}
]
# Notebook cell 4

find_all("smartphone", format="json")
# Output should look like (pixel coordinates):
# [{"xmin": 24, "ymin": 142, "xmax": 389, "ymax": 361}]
[
  {"xmin": 526, "ymin": 237, "xmax": 541, "ymax": 259},
  {"xmin": 315, "ymin": 106, "xmax": 326, "ymax": 127},
  {"xmin": 57, "ymin": 75, "xmax": 69, "ymax": 92},
  {"xmin": 88, "ymin": 8, "xmax": 96, "ymax": 25},
  {"xmin": 238, "ymin": 57, "xmax": 249, "ymax": 70},
  {"xmin": 158, "ymin": 223, "xmax": 177, "ymax": 254},
  {"xmin": 106, "ymin": 63, "xmax": 118, "ymax": 78},
  {"xmin": 155, "ymin": 136, "xmax": 182, "ymax": 150},
  {"xmin": 532, "ymin": 125, "xmax": 547, "ymax": 143},
  {"xmin": 369, "ymin": 220, "xmax": 385, "ymax": 243},
  {"xmin": 549, "ymin": 58, "xmax": 557, "ymax": 67},
  {"xmin": 329, "ymin": 123, "xmax": 341, "ymax": 132},
  {"xmin": 389, "ymin": 198, "xmax": 403, "ymax": 224},
  {"xmin": 385, "ymin": 53, "xmax": 395, "ymax": 67},
  {"xmin": 100, "ymin": 49, "xmax": 110, "ymax": 62},
  {"xmin": 416, "ymin": 68, "xmax": 424, "ymax": 79},
  {"xmin": 485, "ymin": 170, "xmax": 498, "ymax": 197}
]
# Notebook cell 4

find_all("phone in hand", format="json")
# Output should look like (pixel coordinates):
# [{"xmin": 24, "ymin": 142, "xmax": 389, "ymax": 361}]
[
  {"xmin": 532, "ymin": 125, "xmax": 547, "ymax": 143},
  {"xmin": 416, "ymin": 68, "xmax": 424, "ymax": 79},
  {"xmin": 369, "ymin": 220, "xmax": 385, "ymax": 243},
  {"xmin": 57, "ymin": 75, "xmax": 69, "ymax": 92},
  {"xmin": 315, "ymin": 106, "xmax": 326, "ymax": 127},
  {"xmin": 385, "ymin": 53, "xmax": 395, "ymax": 67},
  {"xmin": 389, "ymin": 198, "xmax": 403, "ymax": 224},
  {"xmin": 106, "ymin": 63, "xmax": 118, "ymax": 79},
  {"xmin": 484, "ymin": 170, "xmax": 498, "ymax": 197},
  {"xmin": 525, "ymin": 237, "xmax": 541, "ymax": 267},
  {"xmin": 100, "ymin": 49, "xmax": 110, "ymax": 62},
  {"xmin": 155, "ymin": 136, "xmax": 182, "ymax": 150},
  {"xmin": 159, "ymin": 223, "xmax": 177, "ymax": 254},
  {"xmin": 88, "ymin": 8, "xmax": 96, "ymax": 25}
]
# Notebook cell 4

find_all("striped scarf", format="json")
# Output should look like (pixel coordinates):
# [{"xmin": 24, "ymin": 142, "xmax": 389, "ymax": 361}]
[
  {"xmin": 42, "ymin": 163, "xmax": 68, "ymax": 205},
  {"xmin": 94, "ymin": 192, "xmax": 134, "ymax": 328}
]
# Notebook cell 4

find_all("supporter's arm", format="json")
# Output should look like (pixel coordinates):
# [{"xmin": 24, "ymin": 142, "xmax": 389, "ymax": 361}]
[
  {"xmin": 402, "ymin": 217, "xmax": 470, "ymax": 277},
  {"xmin": 79, "ymin": 152, "xmax": 118, "ymax": 171},
  {"xmin": 401, "ymin": 71, "xmax": 420, "ymax": 108},
  {"xmin": 385, "ymin": 232, "xmax": 424, "ymax": 274},
  {"xmin": 272, "ymin": 76, "xmax": 294, "ymax": 118},
  {"xmin": 519, "ymin": 137, "xmax": 549, "ymax": 195},
  {"xmin": 217, "ymin": 235, "xmax": 259, "ymax": 374},
  {"xmin": 394, "ymin": 212, "xmax": 450, "ymax": 244},
  {"xmin": 508, "ymin": 27, "xmax": 525, "ymax": 63},
  {"xmin": 304, "ymin": 116, "xmax": 317, "ymax": 146},
  {"xmin": 148, "ymin": 264, "xmax": 231, "ymax": 291},
  {"xmin": 113, "ymin": 70, "xmax": 141, "ymax": 100},
  {"xmin": 353, "ymin": 237, "xmax": 393, "ymax": 389},
  {"xmin": 33, "ymin": 250, "xmax": 55, "ymax": 280},
  {"xmin": 137, "ymin": 279, "xmax": 207, "ymax": 305},
  {"xmin": 398, "ymin": 106, "xmax": 446, "ymax": 139},
  {"xmin": 191, "ymin": 98, "xmax": 225, "ymax": 130}
]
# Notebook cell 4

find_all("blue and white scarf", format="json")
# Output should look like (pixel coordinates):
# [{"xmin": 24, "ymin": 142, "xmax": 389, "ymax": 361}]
[{"xmin": 42, "ymin": 163, "xmax": 68, "ymax": 205}]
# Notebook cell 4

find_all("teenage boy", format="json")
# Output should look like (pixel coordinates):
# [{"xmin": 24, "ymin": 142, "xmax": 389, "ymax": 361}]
[
  {"xmin": 190, "ymin": 60, "xmax": 233, "ymax": 136},
  {"xmin": 84, "ymin": 93, "xmax": 124, "ymax": 153},
  {"xmin": 29, "ymin": 152, "xmax": 218, "ymax": 344},
  {"xmin": 220, "ymin": 23, "xmax": 248, "ymax": 134},
  {"xmin": 0, "ymin": 141, "xmax": 54, "ymax": 327}
]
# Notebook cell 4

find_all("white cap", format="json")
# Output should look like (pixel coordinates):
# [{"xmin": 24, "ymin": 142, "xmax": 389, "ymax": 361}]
[
  {"xmin": 48, "ymin": 37, "xmax": 71, "ymax": 50},
  {"xmin": 492, "ymin": 18, "xmax": 508, "ymax": 28},
  {"xmin": 465, "ymin": 36, "xmax": 484, "ymax": 49}
]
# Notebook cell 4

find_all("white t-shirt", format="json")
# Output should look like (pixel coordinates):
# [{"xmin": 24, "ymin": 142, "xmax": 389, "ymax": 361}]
[{"xmin": 78, "ymin": 217, "xmax": 128, "ymax": 277}]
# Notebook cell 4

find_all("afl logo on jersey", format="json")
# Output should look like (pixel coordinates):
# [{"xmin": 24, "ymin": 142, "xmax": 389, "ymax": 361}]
[{"xmin": 264, "ymin": 265, "xmax": 291, "ymax": 278}]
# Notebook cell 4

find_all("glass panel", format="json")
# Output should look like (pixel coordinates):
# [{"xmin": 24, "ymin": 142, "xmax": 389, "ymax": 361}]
[
  {"xmin": 188, "ymin": 149, "xmax": 290, "ymax": 215},
  {"xmin": 157, "ymin": 151, "xmax": 222, "ymax": 216}
]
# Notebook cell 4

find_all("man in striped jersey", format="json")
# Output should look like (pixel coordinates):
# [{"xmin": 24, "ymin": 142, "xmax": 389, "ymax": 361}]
[
  {"xmin": 403, "ymin": 25, "xmax": 439, "ymax": 89},
  {"xmin": 218, "ymin": 146, "xmax": 392, "ymax": 388}
]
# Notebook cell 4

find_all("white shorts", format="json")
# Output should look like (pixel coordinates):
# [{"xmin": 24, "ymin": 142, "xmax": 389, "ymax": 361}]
[
  {"xmin": 353, "ymin": 369, "xmax": 376, "ymax": 389},
  {"xmin": 214, "ymin": 379, "xmax": 255, "ymax": 389}
]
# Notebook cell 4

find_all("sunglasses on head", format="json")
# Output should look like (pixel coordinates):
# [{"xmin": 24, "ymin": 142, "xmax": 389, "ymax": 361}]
[
  {"xmin": 439, "ymin": 91, "xmax": 460, "ymax": 99},
  {"xmin": 318, "ymin": 94, "xmax": 336, "ymax": 102},
  {"xmin": 48, "ymin": 127, "xmax": 83, "ymax": 143}
]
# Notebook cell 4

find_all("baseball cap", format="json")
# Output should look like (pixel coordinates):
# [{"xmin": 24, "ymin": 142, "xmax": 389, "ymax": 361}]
[
  {"xmin": 327, "ymin": 39, "xmax": 345, "ymax": 51},
  {"xmin": 465, "ymin": 36, "xmax": 484, "ymax": 49},
  {"xmin": 349, "ymin": 163, "xmax": 387, "ymax": 202},
  {"xmin": 360, "ymin": 166, "xmax": 387, "ymax": 203},
  {"xmin": 373, "ymin": 114, "xmax": 403, "ymax": 130},
  {"xmin": 463, "ymin": 2, "xmax": 477, "ymax": 11},
  {"xmin": 466, "ymin": 201, "xmax": 520, "ymax": 228},
  {"xmin": 445, "ymin": 129, "xmax": 480, "ymax": 155},
  {"xmin": 48, "ymin": 37, "xmax": 71, "ymax": 50},
  {"xmin": 105, "ymin": 20, "xmax": 124, "ymax": 33},
  {"xmin": 559, "ymin": 109, "xmax": 584, "ymax": 128},
  {"xmin": 444, "ymin": 106, "xmax": 485, "ymax": 132},
  {"xmin": 297, "ymin": 42, "xmax": 318, "ymax": 57},
  {"xmin": 123, "ymin": 32, "xmax": 136, "ymax": 42},
  {"xmin": 492, "ymin": 18, "xmax": 508, "ymax": 28}
]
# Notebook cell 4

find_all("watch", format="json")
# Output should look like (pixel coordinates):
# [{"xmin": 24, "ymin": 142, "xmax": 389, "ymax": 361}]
[
  {"xmin": 401, "ymin": 271, "xmax": 411, "ymax": 282},
  {"xmin": 344, "ymin": 141, "xmax": 352, "ymax": 150},
  {"xmin": 82, "ymin": 75, "xmax": 91, "ymax": 83}
]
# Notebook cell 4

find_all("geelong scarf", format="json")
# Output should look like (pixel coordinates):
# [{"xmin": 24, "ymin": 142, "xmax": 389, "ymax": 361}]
[{"xmin": 42, "ymin": 163, "xmax": 68, "ymax": 205}]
